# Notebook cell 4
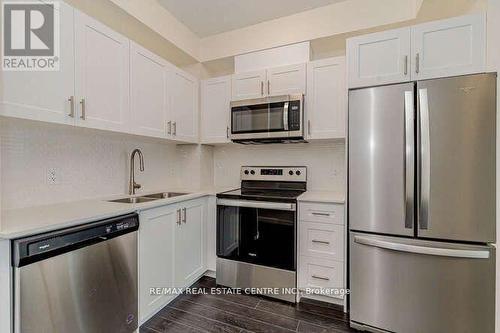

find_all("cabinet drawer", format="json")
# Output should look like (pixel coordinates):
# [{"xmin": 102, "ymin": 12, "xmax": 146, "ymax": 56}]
[
  {"xmin": 299, "ymin": 202, "xmax": 344, "ymax": 225},
  {"xmin": 298, "ymin": 256, "xmax": 344, "ymax": 299},
  {"xmin": 299, "ymin": 222, "xmax": 344, "ymax": 261}
]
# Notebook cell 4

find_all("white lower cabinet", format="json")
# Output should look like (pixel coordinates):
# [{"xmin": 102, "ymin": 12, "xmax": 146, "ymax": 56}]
[
  {"xmin": 139, "ymin": 197, "xmax": 207, "ymax": 324},
  {"xmin": 298, "ymin": 201, "xmax": 346, "ymax": 303},
  {"xmin": 139, "ymin": 204, "xmax": 177, "ymax": 323},
  {"xmin": 174, "ymin": 199, "xmax": 205, "ymax": 287},
  {"xmin": 298, "ymin": 256, "xmax": 344, "ymax": 299}
]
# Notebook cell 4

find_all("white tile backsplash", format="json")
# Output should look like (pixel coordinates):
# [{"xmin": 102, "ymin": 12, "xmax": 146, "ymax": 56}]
[
  {"xmin": 0, "ymin": 117, "xmax": 344, "ymax": 210},
  {"xmin": 213, "ymin": 141, "xmax": 346, "ymax": 192},
  {"xmin": 0, "ymin": 117, "xmax": 193, "ymax": 210}
]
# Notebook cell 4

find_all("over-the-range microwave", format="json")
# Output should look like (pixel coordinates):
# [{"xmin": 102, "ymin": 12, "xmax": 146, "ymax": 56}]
[{"xmin": 230, "ymin": 94, "xmax": 304, "ymax": 144}]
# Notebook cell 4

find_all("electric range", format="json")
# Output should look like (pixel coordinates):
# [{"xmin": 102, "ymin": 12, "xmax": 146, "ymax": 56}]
[{"xmin": 216, "ymin": 166, "xmax": 307, "ymax": 303}]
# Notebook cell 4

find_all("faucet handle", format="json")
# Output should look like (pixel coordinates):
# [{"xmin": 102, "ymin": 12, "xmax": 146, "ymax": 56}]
[{"xmin": 133, "ymin": 182, "xmax": 141, "ymax": 190}]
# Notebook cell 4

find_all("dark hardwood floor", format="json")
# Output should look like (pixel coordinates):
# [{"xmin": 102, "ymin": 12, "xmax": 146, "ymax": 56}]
[{"xmin": 141, "ymin": 276, "xmax": 359, "ymax": 333}]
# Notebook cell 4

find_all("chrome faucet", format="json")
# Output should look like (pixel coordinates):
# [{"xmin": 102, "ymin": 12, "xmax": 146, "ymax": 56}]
[{"xmin": 129, "ymin": 148, "xmax": 145, "ymax": 195}]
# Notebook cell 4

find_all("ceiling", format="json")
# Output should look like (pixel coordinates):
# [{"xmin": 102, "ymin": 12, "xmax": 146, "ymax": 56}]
[{"xmin": 157, "ymin": 0, "xmax": 347, "ymax": 37}]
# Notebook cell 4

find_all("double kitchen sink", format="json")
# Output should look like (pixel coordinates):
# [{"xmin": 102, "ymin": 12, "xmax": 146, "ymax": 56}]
[{"xmin": 108, "ymin": 192, "xmax": 188, "ymax": 204}]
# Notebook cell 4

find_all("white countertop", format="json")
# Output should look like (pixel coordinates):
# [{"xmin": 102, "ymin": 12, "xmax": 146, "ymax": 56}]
[
  {"xmin": 0, "ymin": 190, "xmax": 212, "ymax": 239},
  {"xmin": 298, "ymin": 190, "xmax": 345, "ymax": 204}
]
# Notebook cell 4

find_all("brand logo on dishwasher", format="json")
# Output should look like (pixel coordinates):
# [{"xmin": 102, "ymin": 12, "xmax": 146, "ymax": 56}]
[{"xmin": 38, "ymin": 244, "xmax": 50, "ymax": 250}]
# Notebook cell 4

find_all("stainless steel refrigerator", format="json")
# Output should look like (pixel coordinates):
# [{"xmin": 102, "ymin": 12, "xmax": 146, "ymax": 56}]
[{"xmin": 348, "ymin": 73, "xmax": 496, "ymax": 333}]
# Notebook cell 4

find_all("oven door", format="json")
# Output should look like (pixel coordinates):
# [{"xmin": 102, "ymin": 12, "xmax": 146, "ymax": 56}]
[
  {"xmin": 216, "ymin": 199, "xmax": 296, "ymax": 271},
  {"xmin": 230, "ymin": 95, "xmax": 303, "ymax": 140}
]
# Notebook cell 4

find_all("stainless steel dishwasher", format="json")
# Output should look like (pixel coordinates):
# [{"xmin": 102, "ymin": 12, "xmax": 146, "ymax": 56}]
[{"xmin": 12, "ymin": 213, "xmax": 139, "ymax": 333}]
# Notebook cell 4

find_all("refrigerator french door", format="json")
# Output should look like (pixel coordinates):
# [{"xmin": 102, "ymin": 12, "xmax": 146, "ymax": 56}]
[{"xmin": 348, "ymin": 73, "xmax": 496, "ymax": 333}]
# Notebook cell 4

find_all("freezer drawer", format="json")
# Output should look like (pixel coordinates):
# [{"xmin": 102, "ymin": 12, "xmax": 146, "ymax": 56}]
[{"xmin": 350, "ymin": 232, "xmax": 495, "ymax": 333}]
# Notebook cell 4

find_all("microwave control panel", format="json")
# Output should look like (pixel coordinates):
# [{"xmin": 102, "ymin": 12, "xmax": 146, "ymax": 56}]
[{"xmin": 288, "ymin": 100, "xmax": 301, "ymax": 131}]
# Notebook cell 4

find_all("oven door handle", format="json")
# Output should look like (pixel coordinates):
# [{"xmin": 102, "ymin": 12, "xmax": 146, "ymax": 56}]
[{"xmin": 217, "ymin": 199, "xmax": 296, "ymax": 211}]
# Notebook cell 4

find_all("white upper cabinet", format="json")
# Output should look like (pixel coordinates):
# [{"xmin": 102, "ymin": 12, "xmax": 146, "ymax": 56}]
[
  {"xmin": 130, "ymin": 42, "xmax": 169, "ymax": 138},
  {"xmin": 347, "ymin": 14, "xmax": 487, "ymax": 87},
  {"xmin": 231, "ymin": 70, "xmax": 267, "ymax": 100},
  {"xmin": 175, "ymin": 199, "xmax": 205, "ymax": 287},
  {"xmin": 168, "ymin": 69, "xmax": 199, "ymax": 143},
  {"xmin": 0, "ymin": 2, "xmax": 75, "ymax": 125},
  {"xmin": 201, "ymin": 76, "xmax": 231, "ymax": 144},
  {"xmin": 347, "ymin": 27, "xmax": 411, "ymax": 88},
  {"xmin": 267, "ymin": 63, "xmax": 306, "ymax": 96},
  {"xmin": 411, "ymin": 13, "xmax": 486, "ymax": 80},
  {"xmin": 306, "ymin": 57, "xmax": 346, "ymax": 140},
  {"xmin": 231, "ymin": 64, "xmax": 306, "ymax": 100},
  {"xmin": 74, "ymin": 10, "xmax": 130, "ymax": 132}
]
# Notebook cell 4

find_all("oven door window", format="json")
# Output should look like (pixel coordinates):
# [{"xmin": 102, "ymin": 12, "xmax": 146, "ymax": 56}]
[
  {"xmin": 231, "ymin": 102, "xmax": 287, "ymax": 134},
  {"xmin": 217, "ymin": 205, "xmax": 295, "ymax": 271}
]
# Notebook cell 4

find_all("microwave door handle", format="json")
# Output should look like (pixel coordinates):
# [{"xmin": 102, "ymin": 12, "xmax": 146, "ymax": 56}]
[{"xmin": 283, "ymin": 102, "xmax": 289, "ymax": 131}]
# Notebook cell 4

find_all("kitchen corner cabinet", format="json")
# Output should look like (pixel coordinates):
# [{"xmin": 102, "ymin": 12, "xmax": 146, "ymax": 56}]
[
  {"xmin": 0, "ymin": 1, "xmax": 75, "ymax": 125},
  {"xmin": 231, "ymin": 63, "xmax": 306, "ymax": 101},
  {"xmin": 306, "ymin": 57, "xmax": 346, "ymax": 140},
  {"xmin": 74, "ymin": 10, "xmax": 130, "ymax": 132},
  {"xmin": 347, "ymin": 13, "xmax": 486, "ymax": 88},
  {"xmin": 130, "ymin": 42, "xmax": 169, "ymax": 138},
  {"xmin": 168, "ymin": 69, "xmax": 199, "ymax": 143},
  {"xmin": 139, "ymin": 204, "xmax": 177, "ymax": 323},
  {"xmin": 139, "ymin": 197, "xmax": 206, "ymax": 324},
  {"xmin": 201, "ymin": 76, "xmax": 232, "ymax": 144}
]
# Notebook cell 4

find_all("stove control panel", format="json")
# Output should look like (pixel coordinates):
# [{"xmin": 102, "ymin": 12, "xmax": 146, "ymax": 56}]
[{"xmin": 241, "ymin": 166, "xmax": 307, "ymax": 182}]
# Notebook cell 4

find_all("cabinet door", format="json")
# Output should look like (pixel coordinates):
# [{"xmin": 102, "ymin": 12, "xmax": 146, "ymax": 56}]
[
  {"xmin": 347, "ymin": 27, "xmax": 411, "ymax": 88},
  {"xmin": 130, "ymin": 42, "xmax": 169, "ymax": 138},
  {"xmin": 175, "ymin": 199, "xmax": 205, "ymax": 288},
  {"xmin": 201, "ymin": 76, "xmax": 231, "ymax": 144},
  {"xmin": 267, "ymin": 63, "xmax": 306, "ymax": 96},
  {"xmin": 74, "ymin": 10, "xmax": 130, "ymax": 132},
  {"xmin": 169, "ymin": 70, "xmax": 199, "ymax": 143},
  {"xmin": 411, "ymin": 13, "xmax": 486, "ymax": 80},
  {"xmin": 0, "ymin": 2, "xmax": 75, "ymax": 125},
  {"xmin": 139, "ymin": 205, "xmax": 177, "ymax": 323},
  {"xmin": 231, "ymin": 70, "xmax": 266, "ymax": 100},
  {"xmin": 306, "ymin": 57, "xmax": 346, "ymax": 139}
]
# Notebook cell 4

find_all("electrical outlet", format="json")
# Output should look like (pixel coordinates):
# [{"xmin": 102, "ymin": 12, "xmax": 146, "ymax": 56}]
[{"xmin": 47, "ymin": 168, "xmax": 60, "ymax": 185}]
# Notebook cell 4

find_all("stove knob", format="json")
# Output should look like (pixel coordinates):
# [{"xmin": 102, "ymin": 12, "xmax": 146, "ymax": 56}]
[
  {"xmin": 289, "ymin": 170, "xmax": 294, "ymax": 176},
  {"xmin": 250, "ymin": 170, "xmax": 255, "ymax": 175},
  {"xmin": 244, "ymin": 170, "xmax": 249, "ymax": 175},
  {"xmin": 296, "ymin": 170, "xmax": 301, "ymax": 176}
]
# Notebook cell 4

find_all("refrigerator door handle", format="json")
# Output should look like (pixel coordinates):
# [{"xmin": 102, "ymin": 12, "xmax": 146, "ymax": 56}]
[
  {"xmin": 404, "ymin": 91, "xmax": 415, "ymax": 229},
  {"xmin": 418, "ymin": 88, "xmax": 430, "ymax": 230},
  {"xmin": 354, "ymin": 235, "xmax": 490, "ymax": 259}
]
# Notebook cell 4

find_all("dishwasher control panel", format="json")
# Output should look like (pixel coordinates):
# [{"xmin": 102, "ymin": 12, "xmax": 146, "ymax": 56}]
[{"xmin": 13, "ymin": 213, "xmax": 139, "ymax": 267}]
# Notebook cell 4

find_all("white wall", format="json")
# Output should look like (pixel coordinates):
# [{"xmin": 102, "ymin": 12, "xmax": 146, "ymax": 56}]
[
  {"xmin": 213, "ymin": 141, "xmax": 345, "ymax": 193},
  {"xmin": 0, "ymin": 117, "xmax": 210, "ymax": 210},
  {"xmin": 199, "ymin": 0, "xmax": 421, "ymax": 62}
]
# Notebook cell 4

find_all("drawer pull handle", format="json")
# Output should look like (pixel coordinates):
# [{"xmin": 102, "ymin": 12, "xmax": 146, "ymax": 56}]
[
  {"xmin": 312, "ymin": 275, "xmax": 330, "ymax": 281},
  {"xmin": 312, "ymin": 212, "xmax": 331, "ymax": 217},
  {"xmin": 312, "ymin": 240, "xmax": 330, "ymax": 245}
]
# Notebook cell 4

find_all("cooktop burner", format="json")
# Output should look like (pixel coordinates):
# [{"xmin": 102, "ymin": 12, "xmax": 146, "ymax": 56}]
[{"xmin": 216, "ymin": 166, "xmax": 307, "ymax": 203}]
